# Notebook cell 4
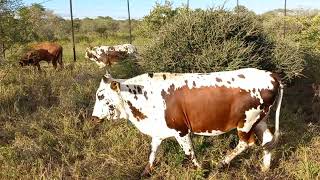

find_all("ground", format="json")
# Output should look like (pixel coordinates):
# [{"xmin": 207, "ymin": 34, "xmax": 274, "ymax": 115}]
[{"xmin": 0, "ymin": 47, "xmax": 319, "ymax": 179}]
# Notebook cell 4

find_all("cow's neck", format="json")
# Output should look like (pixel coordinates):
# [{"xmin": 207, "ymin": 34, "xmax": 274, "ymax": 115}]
[{"xmin": 118, "ymin": 86, "xmax": 149, "ymax": 126}]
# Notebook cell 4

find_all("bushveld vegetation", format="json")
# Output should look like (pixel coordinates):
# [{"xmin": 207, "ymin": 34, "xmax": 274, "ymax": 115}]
[{"xmin": 0, "ymin": 0, "xmax": 320, "ymax": 179}]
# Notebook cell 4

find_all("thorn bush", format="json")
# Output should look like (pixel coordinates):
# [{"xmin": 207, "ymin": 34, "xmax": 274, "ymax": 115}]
[{"xmin": 140, "ymin": 8, "xmax": 305, "ymax": 81}]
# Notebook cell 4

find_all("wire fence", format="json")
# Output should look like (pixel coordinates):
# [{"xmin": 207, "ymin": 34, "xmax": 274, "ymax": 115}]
[
  {"xmin": 2, "ymin": 0, "xmax": 315, "ymax": 61},
  {"xmin": 61, "ymin": 0, "xmax": 289, "ymax": 61}
]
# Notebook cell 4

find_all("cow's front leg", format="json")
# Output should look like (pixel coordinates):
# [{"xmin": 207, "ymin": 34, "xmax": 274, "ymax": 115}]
[
  {"xmin": 175, "ymin": 133, "xmax": 200, "ymax": 168},
  {"xmin": 34, "ymin": 62, "xmax": 41, "ymax": 71},
  {"xmin": 141, "ymin": 137, "xmax": 162, "ymax": 177}
]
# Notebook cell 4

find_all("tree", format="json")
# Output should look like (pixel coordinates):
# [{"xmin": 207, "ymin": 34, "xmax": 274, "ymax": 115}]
[
  {"xmin": 80, "ymin": 17, "xmax": 119, "ymax": 38},
  {"xmin": 138, "ymin": 0, "xmax": 178, "ymax": 37},
  {"xmin": 17, "ymin": 3, "xmax": 60, "ymax": 42},
  {"xmin": 95, "ymin": 26, "xmax": 108, "ymax": 38},
  {"xmin": 300, "ymin": 15, "xmax": 320, "ymax": 53},
  {"xmin": 0, "ymin": 0, "xmax": 22, "ymax": 60}
]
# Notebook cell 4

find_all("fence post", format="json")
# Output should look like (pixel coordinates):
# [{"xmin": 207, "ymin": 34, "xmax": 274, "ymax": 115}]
[
  {"xmin": 187, "ymin": 0, "xmax": 189, "ymax": 9},
  {"xmin": 283, "ymin": 0, "xmax": 287, "ymax": 38},
  {"xmin": 127, "ymin": 0, "xmax": 132, "ymax": 44},
  {"xmin": 69, "ymin": 0, "xmax": 76, "ymax": 62}
]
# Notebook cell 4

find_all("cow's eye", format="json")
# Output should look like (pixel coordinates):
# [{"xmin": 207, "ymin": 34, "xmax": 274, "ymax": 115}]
[{"xmin": 97, "ymin": 94, "xmax": 104, "ymax": 100}]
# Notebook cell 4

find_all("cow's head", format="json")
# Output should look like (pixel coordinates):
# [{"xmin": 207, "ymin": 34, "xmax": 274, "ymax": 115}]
[
  {"xmin": 19, "ymin": 58, "xmax": 29, "ymax": 66},
  {"xmin": 91, "ymin": 74, "xmax": 123, "ymax": 123},
  {"xmin": 19, "ymin": 51, "xmax": 36, "ymax": 67},
  {"xmin": 85, "ymin": 47, "xmax": 107, "ymax": 68},
  {"xmin": 84, "ymin": 47, "xmax": 95, "ymax": 60}
]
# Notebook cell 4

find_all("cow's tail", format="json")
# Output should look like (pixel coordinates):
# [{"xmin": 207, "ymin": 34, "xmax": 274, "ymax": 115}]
[{"xmin": 265, "ymin": 80, "xmax": 284, "ymax": 150}]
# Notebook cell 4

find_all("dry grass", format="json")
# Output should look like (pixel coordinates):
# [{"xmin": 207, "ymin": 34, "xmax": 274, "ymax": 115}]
[{"xmin": 0, "ymin": 45, "xmax": 319, "ymax": 179}]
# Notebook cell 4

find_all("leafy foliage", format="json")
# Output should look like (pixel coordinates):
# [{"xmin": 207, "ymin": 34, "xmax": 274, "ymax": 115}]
[
  {"xmin": 137, "ymin": 0, "xmax": 178, "ymax": 37},
  {"xmin": 140, "ymin": 8, "xmax": 305, "ymax": 81},
  {"xmin": 262, "ymin": 11, "xmax": 320, "ymax": 81},
  {"xmin": 0, "ymin": 0, "xmax": 22, "ymax": 59},
  {"xmin": 0, "ymin": 2, "xmax": 320, "ymax": 179}
]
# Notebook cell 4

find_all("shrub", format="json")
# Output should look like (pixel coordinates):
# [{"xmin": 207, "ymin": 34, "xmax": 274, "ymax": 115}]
[
  {"xmin": 137, "ymin": 0, "xmax": 178, "ymax": 38},
  {"xmin": 140, "ymin": 8, "xmax": 305, "ymax": 81}
]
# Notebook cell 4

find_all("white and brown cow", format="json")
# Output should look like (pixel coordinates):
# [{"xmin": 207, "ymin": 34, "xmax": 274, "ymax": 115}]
[
  {"xmin": 85, "ymin": 44, "xmax": 137, "ymax": 68},
  {"xmin": 91, "ymin": 68, "xmax": 284, "ymax": 176}
]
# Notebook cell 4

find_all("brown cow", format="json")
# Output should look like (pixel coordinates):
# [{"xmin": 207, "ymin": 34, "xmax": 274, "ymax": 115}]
[{"xmin": 19, "ymin": 42, "xmax": 63, "ymax": 71}]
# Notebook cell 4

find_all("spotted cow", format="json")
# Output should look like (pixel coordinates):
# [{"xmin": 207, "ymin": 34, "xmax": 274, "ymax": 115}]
[
  {"xmin": 91, "ymin": 68, "xmax": 284, "ymax": 176},
  {"xmin": 85, "ymin": 44, "xmax": 137, "ymax": 68}
]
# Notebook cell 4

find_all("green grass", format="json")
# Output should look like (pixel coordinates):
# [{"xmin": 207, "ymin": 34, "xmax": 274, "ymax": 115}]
[{"xmin": 0, "ymin": 41, "xmax": 319, "ymax": 179}]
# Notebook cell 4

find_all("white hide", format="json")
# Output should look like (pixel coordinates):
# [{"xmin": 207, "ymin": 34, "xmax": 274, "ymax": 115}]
[
  {"xmin": 92, "ymin": 68, "xmax": 276, "ymax": 138},
  {"xmin": 85, "ymin": 44, "xmax": 137, "ymax": 68},
  {"xmin": 92, "ymin": 68, "xmax": 281, "ymax": 172},
  {"xmin": 262, "ymin": 150, "xmax": 272, "ymax": 171},
  {"xmin": 194, "ymin": 130, "xmax": 225, "ymax": 136},
  {"xmin": 95, "ymin": 44, "xmax": 136, "ymax": 55},
  {"xmin": 222, "ymin": 140, "xmax": 249, "ymax": 164},
  {"xmin": 148, "ymin": 138, "xmax": 162, "ymax": 165},
  {"xmin": 238, "ymin": 106, "xmax": 262, "ymax": 133},
  {"xmin": 175, "ymin": 134, "xmax": 200, "ymax": 167}
]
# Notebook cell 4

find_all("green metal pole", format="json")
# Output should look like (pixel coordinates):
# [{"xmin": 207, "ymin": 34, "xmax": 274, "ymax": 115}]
[
  {"xmin": 127, "ymin": 0, "xmax": 132, "ymax": 44},
  {"xmin": 70, "ymin": 0, "xmax": 76, "ymax": 62}
]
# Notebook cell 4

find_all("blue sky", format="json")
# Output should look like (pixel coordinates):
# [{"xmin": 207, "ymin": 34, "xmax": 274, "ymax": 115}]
[{"xmin": 23, "ymin": 0, "xmax": 320, "ymax": 19}]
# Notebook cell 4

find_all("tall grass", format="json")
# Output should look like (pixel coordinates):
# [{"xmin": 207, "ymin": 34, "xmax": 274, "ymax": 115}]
[
  {"xmin": 0, "ymin": 46, "xmax": 319, "ymax": 179},
  {"xmin": 0, "ymin": 19, "xmax": 319, "ymax": 179}
]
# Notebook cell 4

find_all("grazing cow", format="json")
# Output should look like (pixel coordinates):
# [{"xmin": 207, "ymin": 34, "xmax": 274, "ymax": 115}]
[
  {"xmin": 19, "ymin": 42, "xmax": 63, "ymax": 71},
  {"xmin": 85, "ymin": 44, "xmax": 137, "ymax": 68},
  {"xmin": 91, "ymin": 68, "xmax": 284, "ymax": 176}
]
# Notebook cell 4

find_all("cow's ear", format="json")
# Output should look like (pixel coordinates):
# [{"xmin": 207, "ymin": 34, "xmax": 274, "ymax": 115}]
[{"xmin": 110, "ymin": 81, "xmax": 120, "ymax": 92}]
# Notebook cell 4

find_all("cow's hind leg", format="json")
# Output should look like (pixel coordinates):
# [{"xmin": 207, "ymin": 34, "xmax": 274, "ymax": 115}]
[
  {"xmin": 254, "ymin": 120, "xmax": 274, "ymax": 172},
  {"xmin": 218, "ymin": 130, "xmax": 254, "ymax": 168},
  {"xmin": 141, "ymin": 137, "xmax": 162, "ymax": 177},
  {"xmin": 175, "ymin": 133, "xmax": 200, "ymax": 168}
]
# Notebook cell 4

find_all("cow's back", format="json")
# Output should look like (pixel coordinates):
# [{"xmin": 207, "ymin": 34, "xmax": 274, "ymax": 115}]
[{"xmin": 32, "ymin": 42, "xmax": 62, "ymax": 57}]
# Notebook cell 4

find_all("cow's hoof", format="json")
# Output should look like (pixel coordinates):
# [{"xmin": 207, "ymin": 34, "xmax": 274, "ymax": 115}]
[
  {"xmin": 217, "ymin": 161, "xmax": 228, "ymax": 170},
  {"xmin": 261, "ymin": 166, "xmax": 270, "ymax": 172},
  {"xmin": 201, "ymin": 160, "xmax": 211, "ymax": 170},
  {"xmin": 140, "ymin": 163, "xmax": 152, "ymax": 177},
  {"xmin": 182, "ymin": 156, "xmax": 193, "ymax": 168},
  {"xmin": 182, "ymin": 157, "xmax": 200, "ymax": 169}
]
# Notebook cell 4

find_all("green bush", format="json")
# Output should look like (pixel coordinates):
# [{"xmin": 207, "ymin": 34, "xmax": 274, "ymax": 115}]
[{"xmin": 140, "ymin": 8, "xmax": 305, "ymax": 81}]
